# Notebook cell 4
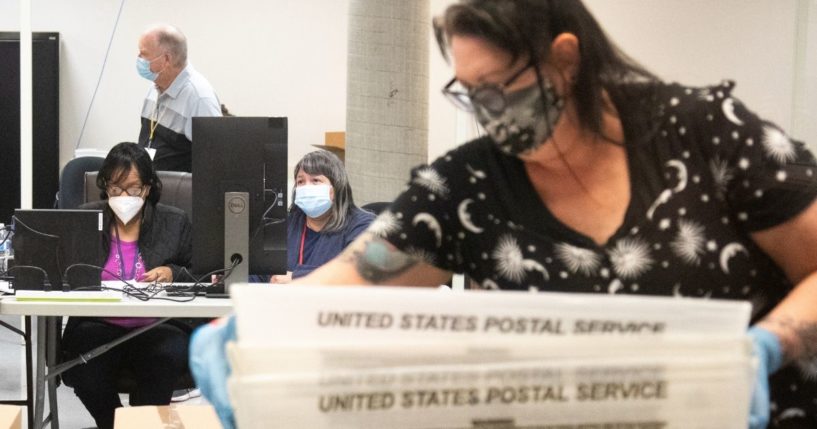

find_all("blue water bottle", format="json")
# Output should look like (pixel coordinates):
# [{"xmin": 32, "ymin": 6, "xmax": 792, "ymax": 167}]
[{"xmin": 0, "ymin": 223, "xmax": 8, "ymax": 273}]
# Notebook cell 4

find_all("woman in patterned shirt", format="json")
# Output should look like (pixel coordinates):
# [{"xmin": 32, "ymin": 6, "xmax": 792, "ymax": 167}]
[
  {"xmin": 296, "ymin": 1, "xmax": 817, "ymax": 428},
  {"xmin": 190, "ymin": 1, "xmax": 817, "ymax": 428}
]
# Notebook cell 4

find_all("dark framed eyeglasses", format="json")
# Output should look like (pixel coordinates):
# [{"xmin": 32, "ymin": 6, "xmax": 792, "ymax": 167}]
[
  {"xmin": 106, "ymin": 184, "xmax": 145, "ymax": 197},
  {"xmin": 442, "ymin": 62, "xmax": 534, "ymax": 115}
]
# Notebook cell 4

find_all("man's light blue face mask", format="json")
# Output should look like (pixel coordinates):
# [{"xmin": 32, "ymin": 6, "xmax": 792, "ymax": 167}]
[{"xmin": 136, "ymin": 54, "xmax": 163, "ymax": 81}]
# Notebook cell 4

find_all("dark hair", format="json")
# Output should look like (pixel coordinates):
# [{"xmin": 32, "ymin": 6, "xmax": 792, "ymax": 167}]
[
  {"xmin": 434, "ymin": 0, "xmax": 658, "ymax": 137},
  {"xmin": 291, "ymin": 150, "xmax": 356, "ymax": 233},
  {"xmin": 96, "ymin": 142, "xmax": 162, "ymax": 205}
]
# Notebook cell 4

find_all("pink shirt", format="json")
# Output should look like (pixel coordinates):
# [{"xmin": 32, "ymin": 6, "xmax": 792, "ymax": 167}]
[{"xmin": 102, "ymin": 237, "xmax": 158, "ymax": 329}]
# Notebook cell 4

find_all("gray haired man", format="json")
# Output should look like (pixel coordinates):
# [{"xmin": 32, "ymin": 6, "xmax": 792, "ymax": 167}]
[{"xmin": 136, "ymin": 24, "xmax": 221, "ymax": 172}]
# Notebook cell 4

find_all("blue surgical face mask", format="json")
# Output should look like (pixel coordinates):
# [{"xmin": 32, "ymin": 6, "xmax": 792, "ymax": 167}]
[
  {"xmin": 136, "ymin": 56, "xmax": 160, "ymax": 81},
  {"xmin": 294, "ymin": 184, "xmax": 333, "ymax": 218}
]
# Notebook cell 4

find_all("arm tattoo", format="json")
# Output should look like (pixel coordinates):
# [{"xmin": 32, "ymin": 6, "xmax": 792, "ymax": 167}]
[
  {"xmin": 762, "ymin": 316, "xmax": 817, "ymax": 363},
  {"xmin": 345, "ymin": 235, "xmax": 419, "ymax": 284}
]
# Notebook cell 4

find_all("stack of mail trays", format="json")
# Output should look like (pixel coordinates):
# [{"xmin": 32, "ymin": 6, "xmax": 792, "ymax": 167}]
[{"xmin": 227, "ymin": 284, "xmax": 754, "ymax": 429}]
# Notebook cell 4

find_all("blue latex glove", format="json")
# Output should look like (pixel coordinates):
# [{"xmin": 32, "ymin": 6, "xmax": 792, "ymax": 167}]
[
  {"xmin": 748, "ymin": 326, "xmax": 784, "ymax": 429},
  {"xmin": 190, "ymin": 315, "xmax": 237, "ymax": 429}
]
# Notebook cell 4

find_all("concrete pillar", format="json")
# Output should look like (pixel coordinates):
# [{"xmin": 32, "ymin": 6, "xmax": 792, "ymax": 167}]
[
  {"xmin": 346, "ymin": 0, "xmax": 430, "ymax": 205},
  {"xmin": 793, "ymin": 0, "xmax": 817, "ymax": 152}
]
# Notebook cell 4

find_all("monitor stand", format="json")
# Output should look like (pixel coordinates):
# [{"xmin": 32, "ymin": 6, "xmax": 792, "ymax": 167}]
[{"xmin": 208, "ymin": 192, "xmax": 249, "ymax": 298}]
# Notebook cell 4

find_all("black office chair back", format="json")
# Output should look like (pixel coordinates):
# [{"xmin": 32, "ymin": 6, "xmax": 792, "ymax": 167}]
[
  {"xmin": 361, "ymin": 201, "xmax": 390, "ymax": 215},
  {"xmin": 57, "ymin": 156, "xmax": 105, "ymax": 209},
  {"xmin": 84, "ymin": 171, "xmax": 193, "ymax": 222}
]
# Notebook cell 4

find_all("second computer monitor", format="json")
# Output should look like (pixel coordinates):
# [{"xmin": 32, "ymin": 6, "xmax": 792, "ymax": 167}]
[
  {"xmin": 191, "ymin": 117, "xmax": 288, "ymax": 282},
  {"xmin": 11, "ymin": 209, "xmax": 103, "ymax": 290}
]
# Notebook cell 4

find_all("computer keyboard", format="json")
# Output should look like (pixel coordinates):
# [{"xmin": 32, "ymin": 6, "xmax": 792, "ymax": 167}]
[
  {"xmin": 97, "ymin": 280, "xmax": 221, "ymax": 295},
  {"xmin": 164, "ymin": 283, "xmax": 224, "ymax": 296}
]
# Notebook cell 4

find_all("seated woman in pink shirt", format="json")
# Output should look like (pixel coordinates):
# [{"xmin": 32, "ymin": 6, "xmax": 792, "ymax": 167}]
[{"xmin": 61, "ymin": 142, "xmax": 192, "ymax": 429}]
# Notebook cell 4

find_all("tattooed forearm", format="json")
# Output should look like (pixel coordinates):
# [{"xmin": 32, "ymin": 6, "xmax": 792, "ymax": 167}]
[
  {"xmin": 344, "ymin": 235, "xmax": 419, "ymax": 284},
  {"xmin": 760, "ymin": 316, "xmax": 817, "ymax": 363}
]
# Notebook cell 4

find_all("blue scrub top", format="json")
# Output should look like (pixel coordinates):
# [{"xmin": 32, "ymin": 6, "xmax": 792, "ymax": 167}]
[{"xmin": 287, "ymin": 207, "xmax": 376, "ymax": 279}]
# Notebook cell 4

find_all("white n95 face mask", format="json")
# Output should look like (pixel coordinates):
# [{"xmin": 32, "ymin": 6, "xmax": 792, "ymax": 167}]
[
  {"xmin": 108, "ymin": 196, "xmax": 145, "ymax": 224},
  {"xmin": 294, "ymin": 184, "xmax": 333, "ymax": 218}
]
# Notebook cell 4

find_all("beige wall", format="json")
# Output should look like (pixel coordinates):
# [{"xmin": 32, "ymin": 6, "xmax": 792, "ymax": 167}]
[{"xmin": 2, "ymin": 0, "xmax": 814, "ymax": 178}]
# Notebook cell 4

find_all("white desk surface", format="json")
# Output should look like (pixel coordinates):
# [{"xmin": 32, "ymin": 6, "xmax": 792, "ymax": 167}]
[
  {"xmin": 0, "ymin": 281, "xmax": 232, "ymax": 318},
  {"xmin": 0, "ymin": 295, "xmax": 232, "ymax": 318}
]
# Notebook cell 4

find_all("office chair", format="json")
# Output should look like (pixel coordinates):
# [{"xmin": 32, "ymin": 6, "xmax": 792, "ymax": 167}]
[
  {"xmin": 55, "ymin": 156, "xmax": 105, "ymax": 209},
  {"xmin": 84, "ymin": 171, "xmax": 193, "ymax": 222},
  {"xmin": 361, "ymin": 201, "xmax": 390, "ymax": 215}
]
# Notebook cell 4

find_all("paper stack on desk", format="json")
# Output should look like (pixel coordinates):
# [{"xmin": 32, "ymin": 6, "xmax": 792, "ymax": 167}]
[{"xmin": 227, "ymin": 285, "xmax": 754, "ymax": 429}]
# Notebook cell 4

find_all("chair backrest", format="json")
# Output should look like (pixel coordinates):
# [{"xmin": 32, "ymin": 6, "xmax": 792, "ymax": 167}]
[
  {"xmin": 361, "ymin": 201, "xmax": 390, "ymax": 215},
  {"xmin": 57, "ymin": 156, "xmax": 105, "ymax": 209},
  {"xmin": 84, "ymin": 171, "xmax": 193, "ymax": 222}
]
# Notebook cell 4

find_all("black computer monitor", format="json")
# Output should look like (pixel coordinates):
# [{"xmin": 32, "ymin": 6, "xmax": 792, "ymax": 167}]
[
  {"xmin": 11, "ymin": 209, "xmax": 103, "ymax": 290},
  {"xmin": 191, "ymin": 117, "xmax": 288, "ymax": 289}
]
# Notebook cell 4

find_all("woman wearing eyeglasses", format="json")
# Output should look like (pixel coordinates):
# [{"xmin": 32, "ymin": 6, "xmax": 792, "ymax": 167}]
[
  {"xmin": 61, "ymin": 142, "xmax": 192, "ymax": 429},
  {"xmin": 193, "ymin": 1, "xmax": 817, "ymax": 428},
  {"xmin": 296, "ymin": 1, "xmax": 817, "ymax": 428}
]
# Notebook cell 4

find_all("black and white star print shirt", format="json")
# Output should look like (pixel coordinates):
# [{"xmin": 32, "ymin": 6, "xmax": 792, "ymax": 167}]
[{"xmin": 370, "ymin": 81, "xmax": 817, "ymax": 427}]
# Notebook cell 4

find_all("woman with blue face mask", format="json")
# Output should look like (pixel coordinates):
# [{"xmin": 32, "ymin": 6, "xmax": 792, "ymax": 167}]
[{"xmin": 269, "ymin": 150, "xmax": 375, "ymax": 282}]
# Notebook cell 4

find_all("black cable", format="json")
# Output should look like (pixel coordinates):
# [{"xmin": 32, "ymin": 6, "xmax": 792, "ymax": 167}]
[
  {"xmin": 249, "ymin": 190, "xmax": 284, "ymax": 245},
  {"xmin": 10, "ymin": 217, "xmax": 58, "ymax": 239},
  {"xmin": 260, "ymin": 190, "xmax": 279, "ymax": 221},
  {"xmin": 6, "ymin": 265, "xmax": 52, "ymax": 290},
  {"xmin": 64, "ymin": 257, "xmax": 242, "ymax": 301},
  {"xmin": 64, "ymin": 263, "xmax": 137, "ymax": 291},
  {"xmin": 71, "ymin": 284, "xmax": 197, "ymax": 303},
  {"xmin": 219, "ymin": 256, "xmax": 242, "ymax": 282},
  {"xmin": 74, "ymin": 0, "xmax": 127, "ymax": 150},
  {"xmin": 145, "ymin": 293, "xmax": 198, "ymax": 303},
  {"xmin": 172, "ymin": 257, "xmax": 241, "ymax": 295},
  {"xmin": 6, "ymin": 261, "xmax": 197, "ymax": 304},
  {"xmin": 11, "ymin": 215, "xmax": 64, "ymax": 288},
  {"xmin": 7, "ymin": 265, "xmax": 49, "ymax": 279},
  {"xmin": 65, "ymin": 263, "xmax": 198, "ymax": 303}
]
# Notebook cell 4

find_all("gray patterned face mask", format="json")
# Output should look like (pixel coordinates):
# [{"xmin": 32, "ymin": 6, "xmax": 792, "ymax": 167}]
[{"xmin": 474, "ymin": 78, "xmax": 564, "ymax": 156}]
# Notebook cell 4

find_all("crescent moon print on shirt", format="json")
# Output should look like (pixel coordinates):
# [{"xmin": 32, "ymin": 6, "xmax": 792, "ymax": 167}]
[{"xmin": 370, "ymin": 80, "xmax": 817, "ymax": 426}]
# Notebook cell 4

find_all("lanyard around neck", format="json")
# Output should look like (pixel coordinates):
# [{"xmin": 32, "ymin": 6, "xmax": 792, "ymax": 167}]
[
  {"xmin": 113, "ymin": 224, "xmax": 141, "ymax": 280},
  {"xmin": 298, "ymin": 222, "xmax": 308, "ymax": 265},
  {"xmin": 148, "ymin": 100, "xmax": 167, "ymax": 145}
]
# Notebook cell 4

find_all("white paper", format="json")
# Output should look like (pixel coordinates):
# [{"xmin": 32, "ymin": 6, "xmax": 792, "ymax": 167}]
[
  {"xmin": 230, "ymin": 357, "xmax": 752, "ymax": 429},
  {"xmin": 227, "ymin": 285, "xmax": 754, "ymax": 428},
  {"xmin": 231, "ymin": 285, "xmax": 751, "ymax": 347}
]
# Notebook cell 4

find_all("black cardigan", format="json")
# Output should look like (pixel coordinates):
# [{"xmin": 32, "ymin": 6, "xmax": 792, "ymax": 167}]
[{"xmin": 80, "ymin": 200, "xmax": 192, "ymax": 281}]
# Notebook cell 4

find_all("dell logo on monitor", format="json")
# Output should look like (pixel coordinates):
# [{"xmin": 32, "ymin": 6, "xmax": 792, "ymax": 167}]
[{"xmin": 227, "ymin": 196, "xmax": 246, "ymax": 215}]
